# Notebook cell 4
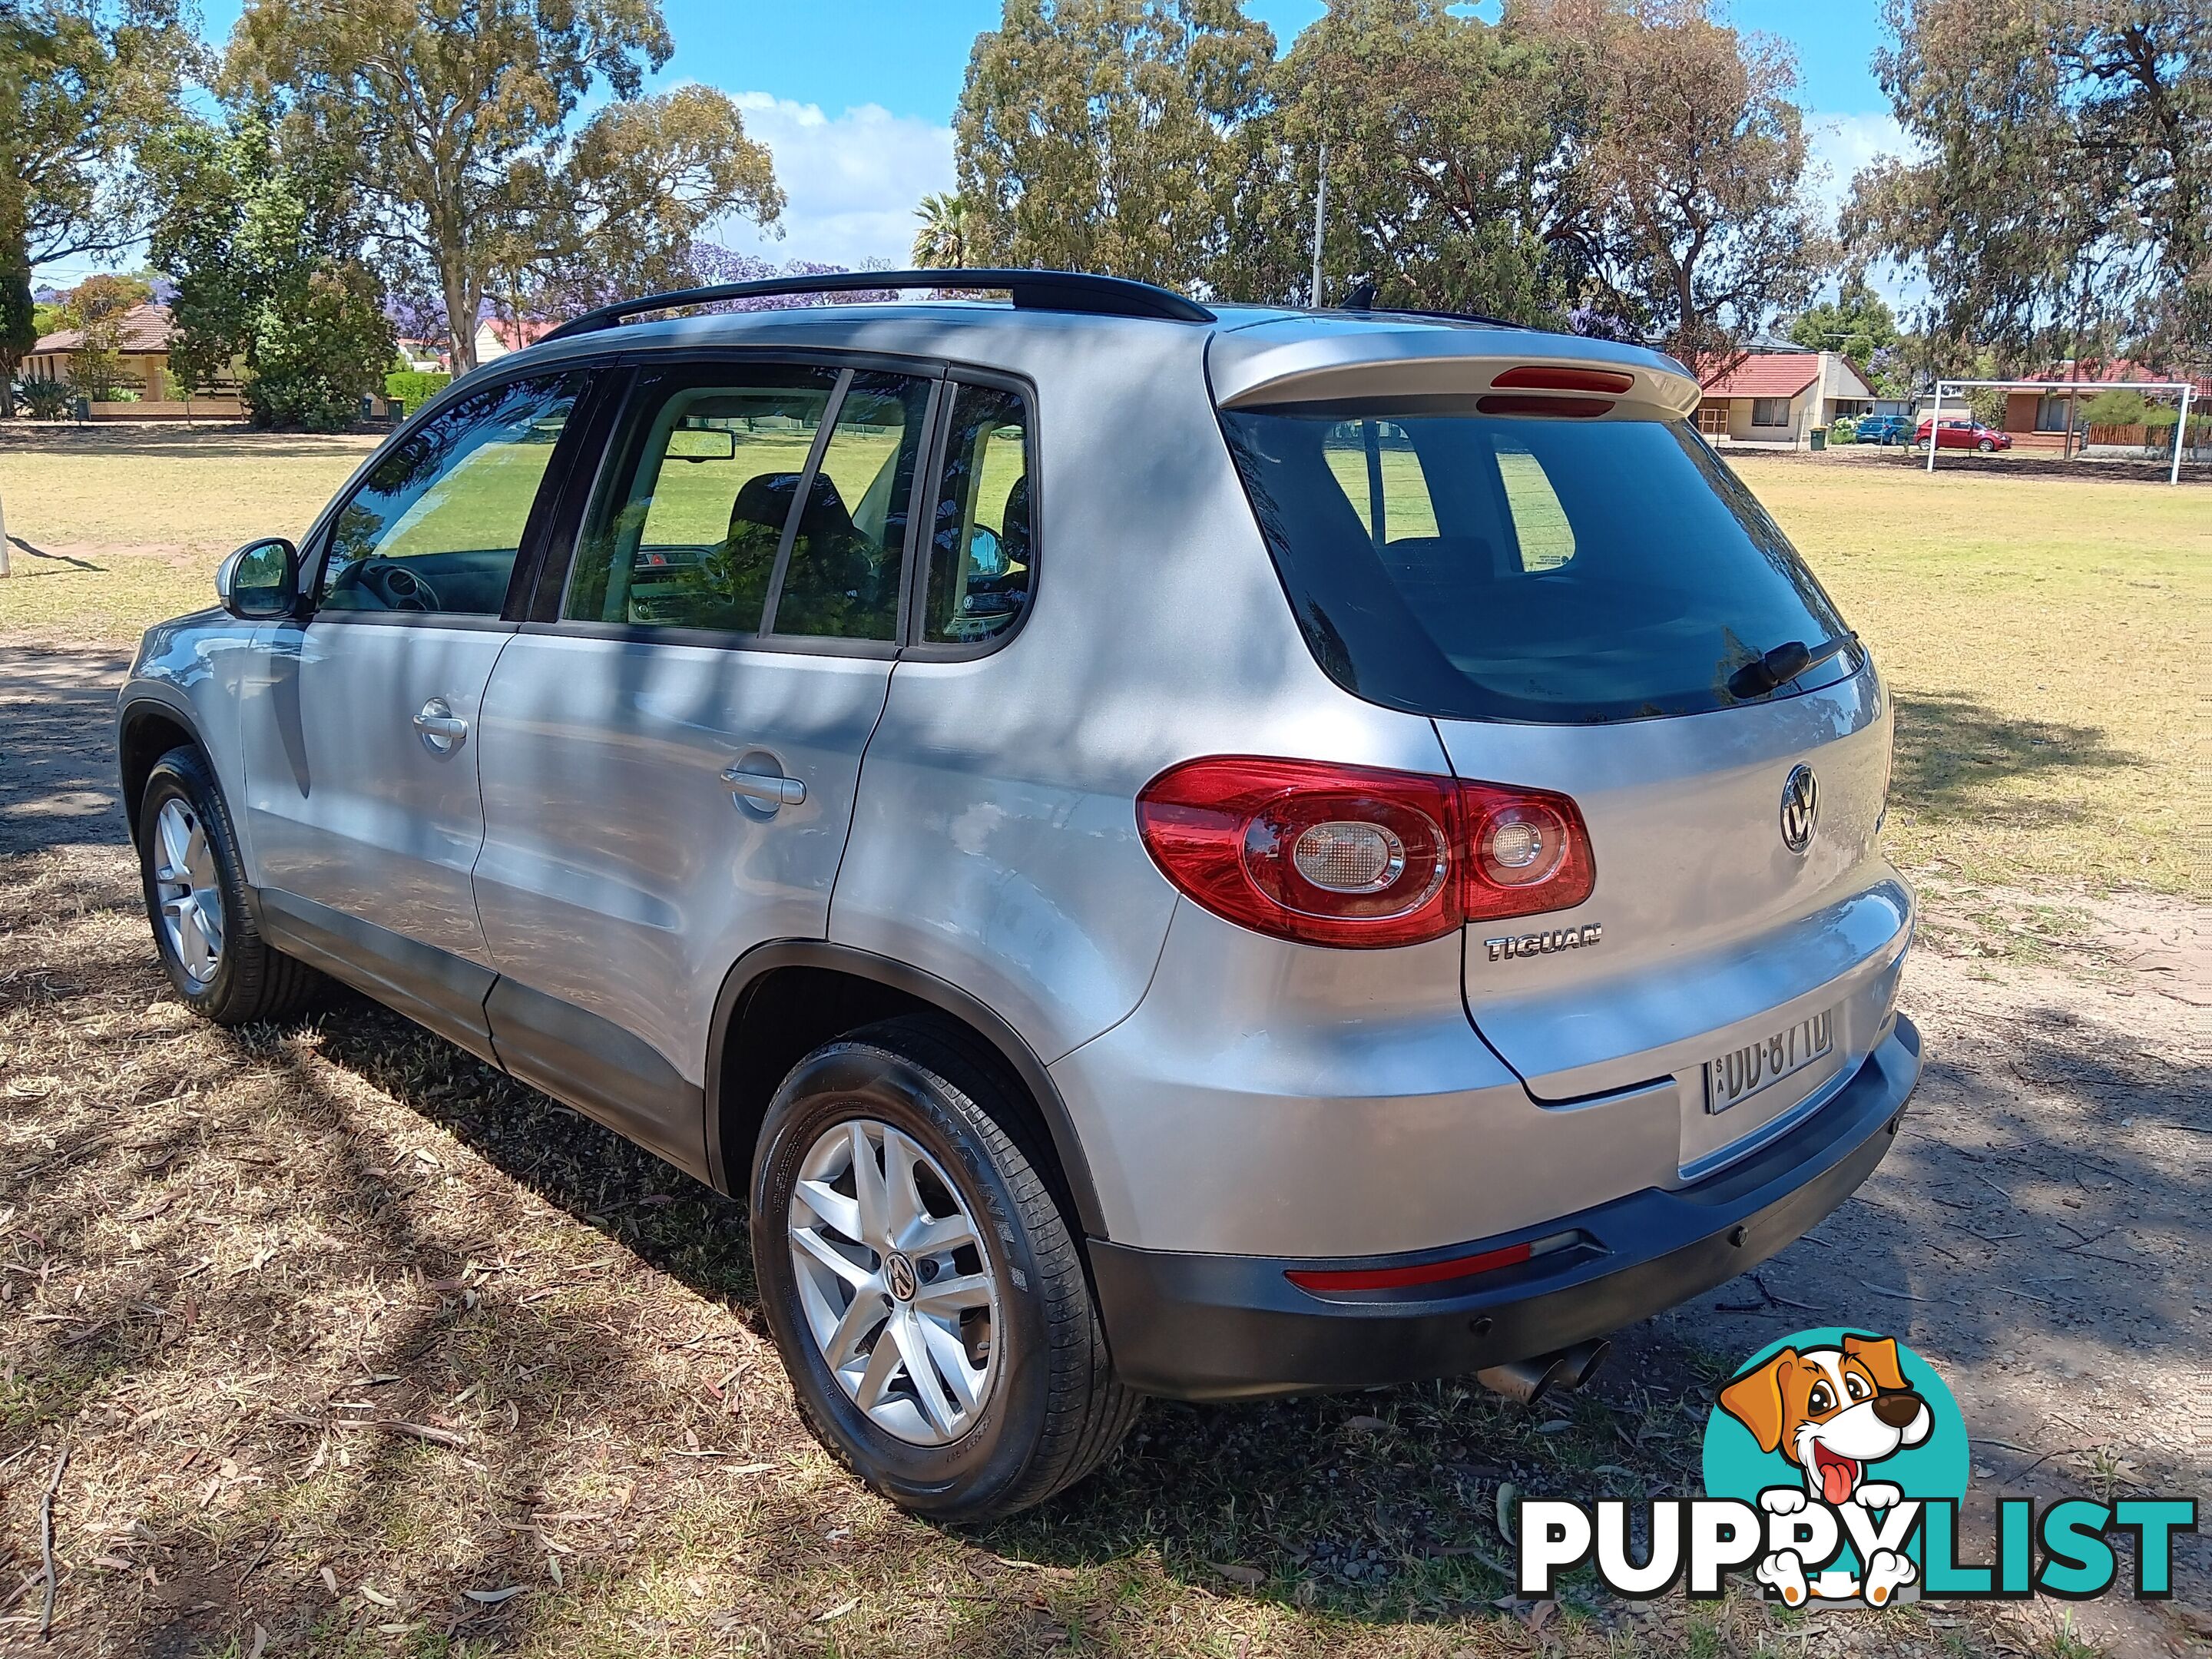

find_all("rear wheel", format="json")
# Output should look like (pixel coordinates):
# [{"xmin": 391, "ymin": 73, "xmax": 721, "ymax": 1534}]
[
  {"xmin": 137, "ymin": 746, "xmax": 325, "ymax": 1024},
  {"xmin": 750, "ymin": 1017, "xmax": 1137, "ymax": 1521}
]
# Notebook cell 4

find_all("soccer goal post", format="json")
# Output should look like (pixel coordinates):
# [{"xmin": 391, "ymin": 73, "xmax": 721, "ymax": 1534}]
[{"xmin": 1923, "ymin": 379, "xmax": 2197, "ymax": 484}]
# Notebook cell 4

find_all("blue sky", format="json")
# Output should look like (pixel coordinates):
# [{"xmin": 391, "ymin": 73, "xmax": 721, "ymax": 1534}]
[{"xmin": 48, "ymin": 2, "xmax": 1906, "ymax": 294}]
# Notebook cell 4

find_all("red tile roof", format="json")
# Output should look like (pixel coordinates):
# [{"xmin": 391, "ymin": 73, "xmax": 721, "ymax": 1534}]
[
  {"xmin": 478, "ymin": 316, "xmax": 556, "ymax": 351},
  {"xmin": 31, "ymin": 301, "xmax": 174, "ymax": 356},
  {"xmin": 2020, "ymin": 359, "xmax": 2212, "ymax": 396},
  {"xmin": 1699, "ymin": 353, "xmax": 1822, "ymax": 398}
]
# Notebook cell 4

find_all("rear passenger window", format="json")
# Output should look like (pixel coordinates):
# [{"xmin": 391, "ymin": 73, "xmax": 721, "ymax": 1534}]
[
  {"xmin": 320, "ymin": 373, "xmax": 582, "ymax": 616},
  {"xmin": 565, "ymin": 369, "xmax": 837, "ymax": 631},
  {"xmin": 767, "ymin": 372, "xmax": 932, "ymax": 642},
  {"xmin": 923, "ymin": 383, "xmax": 1033, "ymax": 644}
]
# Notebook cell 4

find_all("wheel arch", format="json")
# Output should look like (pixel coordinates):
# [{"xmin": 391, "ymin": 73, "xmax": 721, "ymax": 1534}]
[
  {"xmin": 705, "ymin": 941, "xmax": 1108, "ymax": 1240},
  {"xmin": 117, "ymin": 694, "xmax": 207, "ymax": 852}
]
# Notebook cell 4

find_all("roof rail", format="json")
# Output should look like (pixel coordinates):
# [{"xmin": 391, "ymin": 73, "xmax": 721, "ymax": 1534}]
[{"xmin": 540, "ymin": 267, "xmax": 1215, "ymax": 342}]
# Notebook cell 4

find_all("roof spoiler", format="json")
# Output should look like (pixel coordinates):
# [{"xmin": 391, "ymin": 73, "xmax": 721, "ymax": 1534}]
[{"xmin": 540, "ymin": 268, "xmax": 1216, "ymax": 342}]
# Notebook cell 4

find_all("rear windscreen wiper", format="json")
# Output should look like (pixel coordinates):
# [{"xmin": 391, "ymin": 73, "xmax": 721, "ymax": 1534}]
[{"xmin": 1727, "ymin": 632, "xmax": 1858, "ymax": 700}]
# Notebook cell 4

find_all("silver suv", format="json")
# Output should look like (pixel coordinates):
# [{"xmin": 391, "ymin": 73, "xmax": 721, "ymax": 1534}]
[{"xmin": 118, "ymin": 270, "xmax": 1919, "ymax": 1521}]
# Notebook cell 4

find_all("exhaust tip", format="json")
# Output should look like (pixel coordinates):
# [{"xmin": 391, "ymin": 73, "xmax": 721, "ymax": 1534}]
[{"xmin": 1477, "ymin": 1338, "xmax": 1611, "ymax": 1406}]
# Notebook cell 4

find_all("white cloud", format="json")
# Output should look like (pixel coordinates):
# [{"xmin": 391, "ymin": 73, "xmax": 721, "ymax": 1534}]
[{"xmin": 705, "ymin": 92, "xmax": 957, "ymax": 270}]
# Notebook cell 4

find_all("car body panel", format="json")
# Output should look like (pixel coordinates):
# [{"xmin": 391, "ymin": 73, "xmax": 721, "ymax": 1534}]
[
  {"xmin": 239, "ymin": 614, "xmax": 512, "ymax": 964},
  {"xmin": 472, "ymin": 631, "xmax": 894, "ymax": 1088}
]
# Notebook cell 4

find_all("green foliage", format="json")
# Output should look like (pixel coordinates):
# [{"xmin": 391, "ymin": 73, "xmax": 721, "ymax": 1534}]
[
  {"xmin": 15, "ymin": 377, "xmax": 75, "ymax": 418},
  {"xmin": 53, "ymin": 270, "xmax": 151, "ymax": 325},
  {"xmin": 1848, "ymin": 0, "xmax": 2206, "ymax": 366},
  {"xmin": 1246, "ymin": 0, "xmax": 1582, "ymax": 319},
  {"xmin": 911, "ymin": 192, "xmax": 969, "ymax": 269},
  {"xmin": 225, "ymin": 0, "xmax": 780, "ymax": 371},
  {"xmin": 957, "ymin": 0, "xmax": 1277, "ymax": 290},
  {"xmin": 2081, "ymin": 389, "xmax": 2147, "ymax": 427},
  {"xmin": 1829, "ymin": 416, "xmax": 1858, "ymax": 442},
  {"xmin": 384, "ymin": 369, "xmax": 450, "ymax": 406},
  {"xmin": 0, "ymin": 1, "xmax": 204, "ymax": 267},
  {"xmin": 0, "ymin": 267, "xmax": 35, "ymax": 415},
  {"xmin": 1789, "ymin": 276, "xmax": 1902, "ymax": 363},
  {"xmin": 147, "ymin": 111, "xmax": 393, "ymax": 430}
]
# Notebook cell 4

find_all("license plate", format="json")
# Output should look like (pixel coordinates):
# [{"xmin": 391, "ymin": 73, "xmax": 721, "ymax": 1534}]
[{"xmin": 1706, "ymin": 1008, "xmax": 1834, "ymax": 1114}]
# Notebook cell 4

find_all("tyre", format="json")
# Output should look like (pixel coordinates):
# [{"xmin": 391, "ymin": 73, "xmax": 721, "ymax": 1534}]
[
  {"xmin": 137, "ymin": 745, "xmax": 326, "ymax": 1024},
  {"xmin": 1977, "ymin": 438, "xmax": 1995, "ymax": 452},
  {"xmin": 750, "ymin": 1016, "xmax": 1137, "ymax": 1522}
]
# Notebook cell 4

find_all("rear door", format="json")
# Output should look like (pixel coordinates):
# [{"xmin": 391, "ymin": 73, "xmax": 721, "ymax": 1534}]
[
  {"xmin": 1217, "ymin": 392, "xmax": 1909, "ymax": 1177},
  {"xmin": 469, "ymin": 359, "xmax": 937, "ymax": 1171},
  {"xmin": 241, "ymin": 370, "xmax": 591, "ymax": 1053}
]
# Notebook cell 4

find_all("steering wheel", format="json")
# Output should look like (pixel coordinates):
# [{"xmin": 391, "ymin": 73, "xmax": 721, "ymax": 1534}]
[{"xmin": 360, "ymin": 558, "xmax": 440, "ymax": 612}]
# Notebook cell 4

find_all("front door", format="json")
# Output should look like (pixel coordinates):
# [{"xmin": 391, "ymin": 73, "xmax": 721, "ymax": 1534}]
[
  {"xmin": 240, "ymin": 370, "xmax": 590, "ymax": 1049},
  {"xmin": 471, "ymin": 363, "xmax": 938, "ymax": 1170}
]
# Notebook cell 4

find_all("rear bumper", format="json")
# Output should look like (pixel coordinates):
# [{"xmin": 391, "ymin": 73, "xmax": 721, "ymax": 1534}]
[{"xmin": 1089, "ymin": 1015, "xmax": 1919, "ymax": 1401}]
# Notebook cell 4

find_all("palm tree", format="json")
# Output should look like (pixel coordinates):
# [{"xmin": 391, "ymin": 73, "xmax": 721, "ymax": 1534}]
[{"xmin": 911, "ymin": 193, "xmax": 969, "ymax": 270}]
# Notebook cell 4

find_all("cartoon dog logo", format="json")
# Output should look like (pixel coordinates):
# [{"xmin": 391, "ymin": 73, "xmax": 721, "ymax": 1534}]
[{"xmin": 1717, "ymin": 1333, "xmax": 1934, "ymax": 1606}]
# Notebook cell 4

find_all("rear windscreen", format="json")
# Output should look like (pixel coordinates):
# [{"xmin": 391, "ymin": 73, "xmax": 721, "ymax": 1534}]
[{"xmin": 1220, "ymin": 411, "xmax": 1859, "ymax": 723}]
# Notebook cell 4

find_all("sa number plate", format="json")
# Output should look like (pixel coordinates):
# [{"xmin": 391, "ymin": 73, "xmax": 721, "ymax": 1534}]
[{"xmin": 1706, "ymin": 1008, "xmax": 1834, "ymax": 1114}]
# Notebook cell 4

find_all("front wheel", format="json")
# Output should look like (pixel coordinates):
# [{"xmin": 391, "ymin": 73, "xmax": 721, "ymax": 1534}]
[
  {"xmin": 750, "ymin": 1018, "xmax": 1137, "ymax": 1522},
  {"xmin": 1977, "ymin": 438, "xmax": 1995, "ymax": 452},
  {"xmin": 137, "ymin": 746, "xmax": 326, "ymax": 1023}
]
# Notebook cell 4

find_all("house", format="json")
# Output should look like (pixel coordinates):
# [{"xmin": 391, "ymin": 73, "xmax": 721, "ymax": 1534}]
[
  {"xmin": 22, "ymin": 302, "xmax": 245, "ymax": 419},
  {"xmin": 2002, "ymin": 360, "xmax": 2211, "ymax": 444},
  {"xmin": 472, "ymin": 315, "xmax": 556, "ymax": 363},
  {"xmin": 1694, "ymin": 350, "xmax": 1876, "ymax": 447}
]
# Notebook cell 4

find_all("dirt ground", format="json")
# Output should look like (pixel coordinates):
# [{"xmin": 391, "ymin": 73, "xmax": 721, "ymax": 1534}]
[{"xmin": 1, "ymin": 642, "xmax": 2205, "ymax": 1659}]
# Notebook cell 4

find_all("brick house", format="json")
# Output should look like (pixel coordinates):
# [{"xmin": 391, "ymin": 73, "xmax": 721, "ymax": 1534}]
[{"xmin": 1694, "ymin": 350, "xmax": 1876, "ymax": 447}]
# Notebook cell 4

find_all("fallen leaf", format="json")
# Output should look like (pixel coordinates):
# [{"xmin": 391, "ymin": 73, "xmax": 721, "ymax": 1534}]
[
  {"xmin": 359, "ymin": 1583, "xmax": 396, "ymax": 1608},
  {"xmin": 1208, "ymin": 1562, "xmax": 1266, "ymax": 1587},
  {"xmin": 463, "ymin": 1585, "xmax": 525, "ymax": 1604},
  {"xmin": 1496, "ymin": 1481, "xmax": 1522, "ymax": 1544},
  {"xmin": 814, "ymin": 1596, "xmax": 860, "ymax": 1622},
  {"xmin": 1535, "ymin": 1419, "xmax": 1573, "ymax": 1434},
  {"xmin": 1343, "ymin": 1414, "xmax": 1389, "ymax": 1432}
]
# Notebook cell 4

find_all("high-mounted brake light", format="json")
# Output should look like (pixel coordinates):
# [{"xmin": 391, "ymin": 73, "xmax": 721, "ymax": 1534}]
[
  {"xmin": 1490, "ymin": 365, "xmax": 1637, "ymax": 395},
  {"xmin": 1135, "ymin": 757, "xmax": 1595, "ymax": 948},
  {"xmin": 1477, "ymin": 393, "xmax": 1613, "ymax": 418}
]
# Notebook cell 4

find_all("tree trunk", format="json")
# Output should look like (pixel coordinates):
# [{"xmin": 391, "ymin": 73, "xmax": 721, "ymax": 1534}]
[{"xmin": 443, "ymin": 260, "xmax": 477, "ymax": 376}]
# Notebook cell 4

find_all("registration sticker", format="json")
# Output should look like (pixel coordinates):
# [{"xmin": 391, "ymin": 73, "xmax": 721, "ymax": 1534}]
[{"xmin": 1706, "ymin": 1008, "xmax": 1834, "ymax": 1114}]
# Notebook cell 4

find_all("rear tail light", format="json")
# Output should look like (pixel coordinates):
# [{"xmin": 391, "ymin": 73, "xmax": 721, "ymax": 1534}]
[
  {"xmin": 1285, "ymin": 1229, "xmax": 1581, "ymax": 1293},
  {"xmin": 1136, "ymin": 757, "xmax": 1595, "ymax": 947}
]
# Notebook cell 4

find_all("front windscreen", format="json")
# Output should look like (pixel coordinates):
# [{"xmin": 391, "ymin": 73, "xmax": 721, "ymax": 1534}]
[{"xmin": 1220, "ymin": 410, "xmax": 1859, "ymax": 723}]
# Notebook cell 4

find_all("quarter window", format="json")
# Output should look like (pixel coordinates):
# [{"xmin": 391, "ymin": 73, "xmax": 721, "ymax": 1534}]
[
  {"xmin": 320, "ymin": 373, "xmax": 582, "ymax": 616},
  {"xmin": 922, "ymin": 383, "xmax": 1034, "ymax": 645}
]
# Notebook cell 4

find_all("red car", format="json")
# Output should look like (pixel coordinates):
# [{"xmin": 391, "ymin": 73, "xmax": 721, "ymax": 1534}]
[{"xmin": 1916, "ymin": 417, "xmax": 2012, "ymax": 452}]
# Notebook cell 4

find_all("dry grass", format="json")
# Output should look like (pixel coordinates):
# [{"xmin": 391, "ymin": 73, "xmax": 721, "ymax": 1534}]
[{"xmin": 2, "ymin": 845, "xmax": 2088, "ymax": 1657}]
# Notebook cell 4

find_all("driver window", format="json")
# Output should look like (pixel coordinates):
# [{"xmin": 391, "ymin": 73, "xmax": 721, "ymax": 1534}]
[{"xmin": 319, "ymin": 374, "xmax": 581, "ymax": 616}]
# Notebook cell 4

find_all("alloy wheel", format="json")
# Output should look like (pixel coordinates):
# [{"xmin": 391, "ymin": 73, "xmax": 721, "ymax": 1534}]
[
  {"xmin": 786, "ymin": 1118, "xmax": 1001, "ymax": 1446},
  {"xmin": 153, "ymin": 796, "xmax": 224, "ymax": 988}
]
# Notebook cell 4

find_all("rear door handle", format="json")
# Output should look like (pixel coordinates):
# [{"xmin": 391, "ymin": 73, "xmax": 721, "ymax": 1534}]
[
  {"xmin": 413, "ymin": 697, "xmax": 469, "ymax": 753},
  {"xmin": 721, "ymin": 766, "xmax": 806, "ymax": 808}
]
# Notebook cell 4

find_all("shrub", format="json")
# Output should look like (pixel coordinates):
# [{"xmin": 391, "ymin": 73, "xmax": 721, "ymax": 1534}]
[
  {"xmin": 2081, "ymin": 388, "xmax": 2148, "ymax": 427},
  {"xmin": 16, "ymin": 379, "xmax": 74, "ymax": 419},
  {"xmin": 386, "ymin": 369, "xmax": 450, "ymax": 406},
  {"xmin": 1829, "ymin": 416, "xmax": 1857, "ymax": 443}
]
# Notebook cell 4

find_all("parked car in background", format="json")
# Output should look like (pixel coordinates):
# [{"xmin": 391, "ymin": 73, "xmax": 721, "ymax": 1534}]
[
  {"xmin": 1916, "ymin": 417, "xmax": 2011, "ymax": 452},
  {"xmin": 1854, "ymin": 413, "xmax": 1912, "ymax": 445},
  {"xmin": 117, "ymin": 269, "xmax": 1919, "ymax": 1522}
]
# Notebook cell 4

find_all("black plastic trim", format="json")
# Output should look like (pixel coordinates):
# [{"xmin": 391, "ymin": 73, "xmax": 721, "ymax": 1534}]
[
  {"xmin": 543, "ymin": 268, "xmax": 1215, "ymax": 339},
  {"xmin": 1088, "ymin": 1017, "xmax": 1920, "ymax": 1400},
  {"xmin": 703, "ymin": 939, "xmax": 1106, "ymax": 1235},
  {"xmin": 255, "ymin": 888, "xmax": 501, "ymax": 1068}
]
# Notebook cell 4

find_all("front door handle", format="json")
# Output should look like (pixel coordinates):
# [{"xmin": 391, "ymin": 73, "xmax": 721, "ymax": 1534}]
[
  {"xmin": 721, "ymin": 766, "xmax": 806, "ymax": 808},
  {"xmin": 413, "ymin": 697, "xmax": 469, "ymax": 754}
]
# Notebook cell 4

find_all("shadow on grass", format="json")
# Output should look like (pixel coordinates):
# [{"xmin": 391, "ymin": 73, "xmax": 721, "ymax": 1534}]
[{"xmin": 1890, "ymin": 687, "xmax": 2139, "ymax": 827}]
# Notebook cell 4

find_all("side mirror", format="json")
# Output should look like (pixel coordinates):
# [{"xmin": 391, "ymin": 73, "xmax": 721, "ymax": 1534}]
[{"xmin": 216, "ymin": 537, "xmax": 300, "ymax": 620}]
